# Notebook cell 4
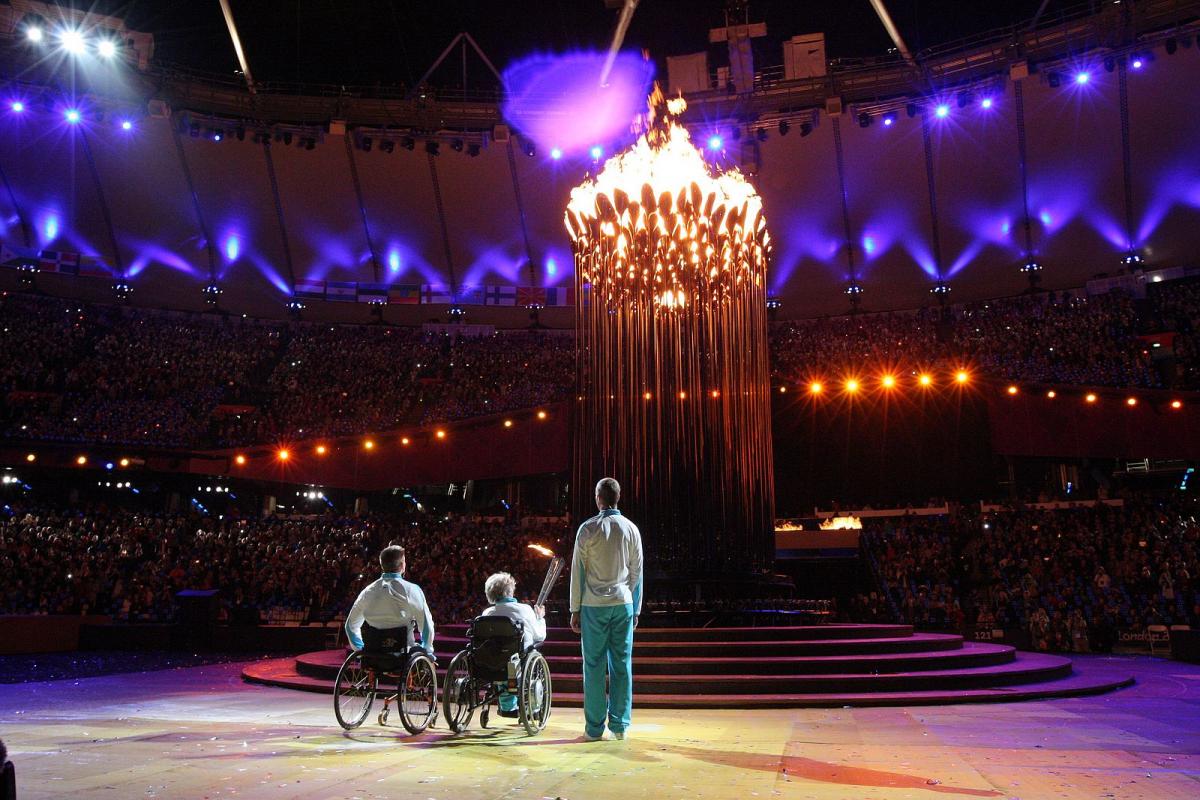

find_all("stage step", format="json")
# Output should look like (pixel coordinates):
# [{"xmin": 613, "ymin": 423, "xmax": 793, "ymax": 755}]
[
  {"xmin": 294, "ymin": 641, "xmax": 1014, "ymax": 678},
  {"xmin": 427, "ymin": 633, "xmax": 964, "ymax": 658},
  {"xmin": 241, "ymin": 624, "xmax": 1133, "ymax": 708},
  {"xmin": 438, "ymin": 623, "xmax": 914, "ymax": 643},
  {"xmin": 242, "ymin": 655, "xmax": 1132, "ymax": 708}
]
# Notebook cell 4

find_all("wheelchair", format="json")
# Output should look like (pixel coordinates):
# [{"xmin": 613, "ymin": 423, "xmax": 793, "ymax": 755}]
[
  {"xmin": 441, "ymin": 615, "xmax": 552, "ymax": 736},
  {"xmin": 333, "ymin": 622, "xmax": 439, "ymax": 735}
]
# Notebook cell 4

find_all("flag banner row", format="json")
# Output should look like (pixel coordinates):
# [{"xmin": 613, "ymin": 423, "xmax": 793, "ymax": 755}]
[
  {"xmin": 1, "ymin": 244, "xmax": 112, "ymax": 278},
  {"xmin": 290, "ymin": 281, "xmax": 576, "ymax": 306}
]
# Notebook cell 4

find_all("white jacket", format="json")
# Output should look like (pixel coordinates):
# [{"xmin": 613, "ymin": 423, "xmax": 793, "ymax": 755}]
[
  {"xmin": 481, "ymin": 599, "xmax": 547, "ymax": 649},
  {"xmin": 344, "ymin": 572, "xmax": 435, "ymax": 652},
  {"xmin": 569, "ymin": 508, "xmax": 643, "ymax": 614}
]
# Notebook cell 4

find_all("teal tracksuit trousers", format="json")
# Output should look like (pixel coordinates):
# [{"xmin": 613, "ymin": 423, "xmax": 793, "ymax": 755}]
[{"xmin": 580, "ymin": 603, "xmax": 635, "ymax": 737}]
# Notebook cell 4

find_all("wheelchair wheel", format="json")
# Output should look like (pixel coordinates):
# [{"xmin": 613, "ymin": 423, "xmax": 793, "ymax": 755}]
[
  {"xmin": 333, "ymin": 651, "xmax": 376, "ymax": 730},
  {"xmin": 518, "ymin": 650, "xmax": 552, "ymax": 736},
  {"xmin": 442, "ymin": 651, "xmax": 476, "ymax": 733},
  {"xmin": 398, "ymin": 651, "xmax": 439, "ymax": 735}
]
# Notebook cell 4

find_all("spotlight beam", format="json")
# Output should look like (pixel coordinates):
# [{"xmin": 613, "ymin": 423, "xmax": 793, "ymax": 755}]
[
  {"xmin": 218, "ymin": 0, "xmax": 258, "ymax": 94},
  {"xmin": 600, "ymin": 0, "xmax": 641, "ymax": 87},
  {"xmin": 867, "ymin": 0, "xmax": 915, "ymax": 65}
]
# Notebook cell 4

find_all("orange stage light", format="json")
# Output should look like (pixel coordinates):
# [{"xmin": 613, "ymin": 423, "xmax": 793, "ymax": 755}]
[
  {"xmin": 436, "ymin": 430, "xmax": 446, "ymax": 439},
  {"xmin": 1172, "ymin": 400, "xmax": 1183, "ymax": 409},
  {"xmin": 919, "ymin": 374, "xmax": 933, "ymax": 386},
  {"xmin": 316, "ymin": 444, "xmax": 328, "ymax": 455},
  {"xmin": 779, "ymin": 386, "xmax": 787, "ymax": 393},
  {"xmin": 119, "ymin": 458, "xmax": 130, "ymax": 467},
  {"xmin": 401, "ymin": 436, "xmax": 411, "ymax": 445},
  {"xmin": 277, "ymin": 449, "xmax": 290, "ymax": 461},
  {"xmin": 1046, "ymin": 390, "xmax": 1057, "ymax": 399},
  {"xmin": 955, "ymin": 370, "xmax": 969, "ymax": 384},
  {"xmin": 679, "ymin": 391, "xmax": 687, "ymax": 399},
  {"xmin": 1126, "ymin": 397, "xmax": 1138, "ymax": 407},
  {"xmin": 75, "ymin": 455, "xmax": 87, "ymax": 465},
  {"xmin": 25, "ymin": 453, "xmax": 35, "ymax": 462},
  {"xmin": 537, "ymin": 410, "xmax": 548, "ymax": 420},
  {"xmin": 845, "ymin": 379, "xmax": 860, "ymax": 393},
  {"xmin": 1085, "ymin": 393, "xmax": 1097, "ymax": 404},
  {"xmin": 881, "ymin": 375, "xmax": 896, "ymax": 389},
  {"xmin": 235, "ymin": 454, "xmax": 247, "ymax": 465},
  {"xmin": 711, "ymin": 389, "xmax": 720, "ymax": 398},
  {"xmin": 504, "ymin": 419, "xmax": 514, "ymax": 428},
  {"xmin": 1006, "ymin": 385, "xmax": 1019, "ymax": 395},
  {"xmin": 809, "ymin": 382, "xmax": 823, "ymax": 394},
  {"xmin": 363, "ymin": 439, "xmax": 375, "ymax": 450}
]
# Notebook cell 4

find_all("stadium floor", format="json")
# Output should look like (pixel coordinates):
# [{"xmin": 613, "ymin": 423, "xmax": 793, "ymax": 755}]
[{"xmin": 1, "ymin": 655, "xmax": 1198, "ymax": 800}]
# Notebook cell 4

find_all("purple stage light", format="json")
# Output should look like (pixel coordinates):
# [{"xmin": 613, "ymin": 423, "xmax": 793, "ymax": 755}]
[
  {"xmin": 64, "ymin": 109, "xmax": 80, "ymax": 123},
  {"xmin": 1075, "ymin": 71, "xmax": 1090, "ymax": 84},
  {"xmin": 708, "ymin": 135, "xmax": 723, "ymax": 150},
  {"xmin": 10, "ymin": 101, "xmax": 24, "ymax": 112},
  {"xmin": 980, "ymin": 97, "xmax": 994, "ymax": 109},
  {"xmin": 935, "ymin": 104, "xmax": 950, "ymax": 118},
  {"xmin": 882, "ymin": 115, "xmax": 895, "ymax": 126},
  {"xmin": 550, "ymin": 147, "xmax": 563, "ymax": 160},
  {"xmin": 120, "ymin": 119, "xmax": 132, "ymax": 131},
  {"xmin": 501, "ymin": 51, "xmax": 654, "ymax": 158},
  {"xmin": 590, "ymin": 145, "xmax": 603, "ymax": 160},
  {"xmin": 1131, "ymin": 58, "xmax": 1144, "ymax": 69}
]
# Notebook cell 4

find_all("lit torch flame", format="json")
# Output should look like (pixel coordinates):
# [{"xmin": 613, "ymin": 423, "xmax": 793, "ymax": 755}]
[{"xmin": 527, "ymin": 543, "xmax": 556, "ymax": 558}]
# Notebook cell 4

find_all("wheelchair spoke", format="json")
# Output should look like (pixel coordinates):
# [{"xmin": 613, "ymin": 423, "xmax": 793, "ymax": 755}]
[
  {"xmin": 334, "ymin": 653, "xmax": 376, "ymax": 730},
  {"xmin": 398, "ymin": 653, "xmax": 438, "ymax": 735}
]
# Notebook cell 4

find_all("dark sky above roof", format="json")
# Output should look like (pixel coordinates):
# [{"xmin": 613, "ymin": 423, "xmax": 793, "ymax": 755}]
[{"xmin": 77, "ymin": 0, "xmax": 1052, "ymax": 87}]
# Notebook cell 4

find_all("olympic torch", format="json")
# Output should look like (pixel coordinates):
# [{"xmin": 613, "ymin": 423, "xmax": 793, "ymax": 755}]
[{"xmin": 528, "ymin": 544, "xmax": 565, "ymax": 607}]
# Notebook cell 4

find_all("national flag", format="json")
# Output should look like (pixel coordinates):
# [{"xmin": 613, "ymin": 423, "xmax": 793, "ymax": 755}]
[
  {"xmin": 387, "ymin": 284, "xmax": 421, "ymax": 304},
  {"xmin": 483, "ymin": 285, "xmax": 517, "ymax": 306},
  {"xmin": 294, "ymin": 280, "xmax": 326, "ymax": 299},
  {"xmin": 78, "ymin": 255, "xmax": 112, "ymax": 278},
  {"xmin": 455, "ymin": 286, "xmax": 484, "ymax": 305},
  {"xmin": 356, "ymin": 283, "xmax": 389, "ymax": 303},
  {"xmin": 38, "ymin": 250, "xmax": 80, "ymax": 274},
  {"xmin": 326, "ymin": 281, "xmax": 357, "ymax": 301},
  {"xmin": 0, "ymin": 244, "xmax": 39, "ymax": 268},
  {"xmin": 421, "ymin": 284, "xmax": 452, "ymax": 304},
  {"xmin": 544, "ymin": 286, "xmax": 574, "ymax": 306},
  {"xmin": 517, "ymin": 286, "xmax": 547, "ymax": 308}
]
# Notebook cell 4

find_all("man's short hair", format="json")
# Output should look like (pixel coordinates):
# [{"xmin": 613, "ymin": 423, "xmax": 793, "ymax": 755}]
[
  {"xmin": 380, "ymin": 545, "xmax": 405, "ymax": 573},
  {"xmin": 485, "ymin": 572, "xmax": 517, "ymax": 604},
  {"xmin": 595, "ymin": 477, "xmax": 620, "ymax": 508}
]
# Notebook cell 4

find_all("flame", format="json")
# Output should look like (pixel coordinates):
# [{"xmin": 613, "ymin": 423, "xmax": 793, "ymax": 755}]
[
  {"xmin": 527, "ymin": 543, "xmax": 556, "ymax": 558},
  {"xmin": 565, "ymin": 87, "xmax": 770, "ymax": 314},
  {"xmin": 818, "ymin": 516, "xmax": 863, "ymax": 530}
]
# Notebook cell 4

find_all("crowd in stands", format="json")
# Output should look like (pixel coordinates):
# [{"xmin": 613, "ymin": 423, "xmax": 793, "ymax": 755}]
[
  {"xmin": 0, "ymin": 503, "xmax": 567, "ymax": 630},
  {"xmin": 858, "ymin": 496, "xmax": 1200, "ymax": 652},
  {"xmin": 0, "ymin": 294, "xmax": 573, "ymax": 449},
  {"xmin": 771, "ymin": 290, "xmax": 1160, "ymax": 389},
  {"xmin": 3, "ymin": 280, "xmax": 1198, "ymax": 451}
]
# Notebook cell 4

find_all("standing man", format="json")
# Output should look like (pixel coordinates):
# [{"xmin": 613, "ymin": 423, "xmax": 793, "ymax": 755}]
[{"xmin": 570, "ymin": 477, "xmax": 643, "ymax": 741}]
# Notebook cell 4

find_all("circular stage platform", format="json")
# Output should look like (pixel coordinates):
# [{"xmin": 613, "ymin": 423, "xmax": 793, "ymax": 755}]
[{"xmin": 242, "ymin": 623, "xmax": 1133, "ymax": 708}]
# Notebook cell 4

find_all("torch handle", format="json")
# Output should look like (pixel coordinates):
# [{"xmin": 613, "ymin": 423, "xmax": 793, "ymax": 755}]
[{"xmin": 536, "ymin": 557, "xmax": 565, "ymax": 607}]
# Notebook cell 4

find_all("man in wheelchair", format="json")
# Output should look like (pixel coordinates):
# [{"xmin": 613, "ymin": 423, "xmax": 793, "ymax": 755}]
[
  {"xmin": 334, "ymin": 544, "xmax": 439, "ymax": 733},
  {"xmin": 344, "ymin": 544, "xmax": 435, "ymax": 655},
  {"xmin": 479, "ymin": 572, "xmax": 546, "ymax": 717}
]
